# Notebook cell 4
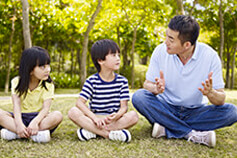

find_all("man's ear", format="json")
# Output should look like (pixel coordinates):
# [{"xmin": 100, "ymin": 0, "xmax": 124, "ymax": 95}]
[{"xmin": 183, "ymin": 41, "xmax": 191, "ymax": 49}]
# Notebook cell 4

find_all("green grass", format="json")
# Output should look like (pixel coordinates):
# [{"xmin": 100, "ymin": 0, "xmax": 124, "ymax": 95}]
[{"xmin": 0, "ymin": 90, "xmax": 237, "ymax": 157}]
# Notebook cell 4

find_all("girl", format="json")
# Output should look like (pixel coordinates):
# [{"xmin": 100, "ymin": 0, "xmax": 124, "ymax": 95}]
[{"xmin": 0, "ymin": 46, "xmax": 63, "ymax": 143}]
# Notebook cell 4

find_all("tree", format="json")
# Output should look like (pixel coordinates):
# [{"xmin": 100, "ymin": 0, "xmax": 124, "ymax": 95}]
[
  {"xmin": 219, "ymin": 0, "xmax": 224, "ymax": 66},
  {"xmin": 176, "ymin": 0, "xmax": 184, "ymax": 15},
  {"xmin": 4, "ymin": 0, "xmax": 16, "ymax": 93},
  {"xmin": 80, "ymin": 0, "xmax": 102, "ymax": 87},
  {"xmin": 21, "ymin": 0, "xmax": 31, "ymax": 49}
]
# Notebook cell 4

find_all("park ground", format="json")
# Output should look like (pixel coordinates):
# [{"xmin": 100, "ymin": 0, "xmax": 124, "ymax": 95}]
[{"xmin": 0, "ymin": 89, "xmax": 236, "ymax": 158}]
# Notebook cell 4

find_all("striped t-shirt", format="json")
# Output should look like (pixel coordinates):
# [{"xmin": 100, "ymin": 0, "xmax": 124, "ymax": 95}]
[{"xmin": 79, "ymin": 73, "xmax": 130, "ymax": 115}]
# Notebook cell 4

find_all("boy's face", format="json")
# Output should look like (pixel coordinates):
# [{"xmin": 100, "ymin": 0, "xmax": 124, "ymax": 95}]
[{"xmin": 99, "ymin": 51, "xmax": 120, "ymax": 71}]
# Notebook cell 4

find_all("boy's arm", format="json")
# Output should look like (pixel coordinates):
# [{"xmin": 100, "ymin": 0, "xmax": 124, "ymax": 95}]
[
  {"xmin": 106, "ymin": 100, "xmax": 128, "ymax": 122},
  {"xmin": 76, "ymin": 97, "xmax": 106, "ymax": 127},
  {"xmin": 27, "ymin": 99, "xmax": 52, "ymax": 136},
  {"xmin": 12, "ymin": 94, "xmax": 29, "ymax": 138}
]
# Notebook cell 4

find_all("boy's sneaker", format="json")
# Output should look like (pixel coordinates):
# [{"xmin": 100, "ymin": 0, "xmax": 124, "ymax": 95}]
[
  {"xmin": 152, "ymin": 122, "xmax": 166, "ymax": 138},
  {"xmin": 77, "ymin": 128, "xmax": 96, "ymax": 141},
  {"xmin": 1, "ymin": 128, "xmax": 19, "ymax": 140},
  {"xmin": 187, "ymin": 130, "xmax": 216, "ymax": 147},
  {"xmin": 109, "ymin": 129, "xmax": 131, "ymax": 142},
  {"xmin": 31, "ymin": 130, "xmax": 50, "ymax": 143}
]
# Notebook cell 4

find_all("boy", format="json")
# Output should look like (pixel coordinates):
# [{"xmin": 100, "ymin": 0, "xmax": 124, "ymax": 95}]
[{"xmin": 68, "ymin": 39, "xmax": 139, "ymax": 142}]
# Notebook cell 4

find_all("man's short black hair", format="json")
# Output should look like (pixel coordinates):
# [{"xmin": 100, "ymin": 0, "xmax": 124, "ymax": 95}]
[
  {"xmin": 168, "ymin": 15, "xmax": 200, "ymax": 45},
  {"xmin": 91, "ymin": 39, "xmax": 120, "ymax": 72}
]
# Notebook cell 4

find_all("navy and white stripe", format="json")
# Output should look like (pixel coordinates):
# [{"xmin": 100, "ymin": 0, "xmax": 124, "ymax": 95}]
[{"xmin": 80, "ymin": 73, "xmax": 130, "ymax": 115}]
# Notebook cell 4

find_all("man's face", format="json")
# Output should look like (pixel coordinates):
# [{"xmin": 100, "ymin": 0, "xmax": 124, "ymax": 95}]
[{"xmin": 165, "ymin": 28, "xmax": 186, "ymax": 55}]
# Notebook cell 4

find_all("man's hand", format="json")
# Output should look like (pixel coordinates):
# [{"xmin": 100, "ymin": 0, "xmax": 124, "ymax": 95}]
[
  {"xmin": 198, "ymin": 72, "xmax": 213, "ymax": 96},
  {"xmin": 154, "ymin": 71, "xmax": 165, "ymax": 94}
]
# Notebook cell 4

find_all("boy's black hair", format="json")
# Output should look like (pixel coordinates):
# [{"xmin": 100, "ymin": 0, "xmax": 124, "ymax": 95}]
[
  {"xmin": 91, "ymin": 39, "xmax": 120, "ymax": 72},
  {"xmin": 168, "ymin": 15, "xmax": 200, "ymax": 45},
  {"xmin": 15, "ymin": 46, "xmax": 52, "ymax": 98}
]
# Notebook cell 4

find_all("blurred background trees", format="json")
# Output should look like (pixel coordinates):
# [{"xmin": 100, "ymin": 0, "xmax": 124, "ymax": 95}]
[{"xmin": 0, "ymin": 0, "xmax": 236, "ymax": 92}]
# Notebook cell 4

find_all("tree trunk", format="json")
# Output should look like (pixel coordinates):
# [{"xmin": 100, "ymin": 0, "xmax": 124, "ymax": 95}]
[
  {"xmin": 225, "ymin": 50, "xmax": 230, "ymax": 88},
  {"xmin": 189, "ymin": 0, "xmax": 197, "ymax": 16},
  {"xmin": 5, "ymin": 2, "xmax": 16, "ymax": 93},
  {"xmin": 116, "ymin": 26, "xmax": 121, "ymax": 73},
  {"xmin": 230, "ymin": 44, "xmax": 237, "ymax": 89},
  {"xmin": 141, "ymin": 56, "xmax": 148, "ymax": 65},
  {"xmin": 122, "ymin": 42, "xmax": 129, "ymax": 73},
  {"xmin": 176, "ymin": 0, "xmax": 184, "ymax": 15},
  {"xmin": 80, "ymin": 0, "xmax": 102, "ymax": 88},
  {"xmin": 57, "ymin": 51, "xmax": 62, "ymax": 75},
  {"xmin": 21, "ymin": 0, "xmax": 32, "ymax": 49},
  {"xmin": 219, "ymin": 0, "xmax": 224, "ymax": 67},
  {"xmin": 131, "ymin": 26, "xmax": 137, "ymax": 88},
  {"xmin": 76, "ymin": 48, "xmax": 81, "ymax": 74},
  {"xmin": 70, "ymin": 48, "xmax": 74, "ymax": 78}
]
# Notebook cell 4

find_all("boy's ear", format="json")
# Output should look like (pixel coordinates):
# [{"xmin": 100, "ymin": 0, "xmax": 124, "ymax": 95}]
[{"xmin": 97, "ymin": 59, "xmax": 104, "ymax": 65}]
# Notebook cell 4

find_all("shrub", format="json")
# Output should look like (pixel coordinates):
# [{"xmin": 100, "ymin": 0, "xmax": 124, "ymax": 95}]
[
  {"xmin": 120, "ymin": 65, "xmax": 148, "ymax": 88},
  {"xmin": 51, "ymin": 72, "xmax": 80, "ymax": 88},
  {"xmin": 0, "ymin": 70, "xmax": 18, "ymax": 89}
]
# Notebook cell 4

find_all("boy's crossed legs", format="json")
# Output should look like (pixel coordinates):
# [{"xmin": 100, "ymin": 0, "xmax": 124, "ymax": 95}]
[{"xmin": 68, "ymin": 107, "xmax": 138, "ymax": 142}]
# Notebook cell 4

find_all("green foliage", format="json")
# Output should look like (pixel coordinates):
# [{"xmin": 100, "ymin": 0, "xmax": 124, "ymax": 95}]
[
  {"xmin": 120, "ymin": 64, "xmax": 148, "ymax": 88},
  {"xmin": 223, "ymin": 68, "xmax": 237, "ymax": 89},
  {"xmin": 51, "ymin": 72, "xmax": 80, "ymax": 88},
  {"xmin": 0, "ymin": 70, "xmax": 18, "ymax": 89},
  {"xmin": 0, "ymin": 0, "xmax": 237, "ymax": 90}
]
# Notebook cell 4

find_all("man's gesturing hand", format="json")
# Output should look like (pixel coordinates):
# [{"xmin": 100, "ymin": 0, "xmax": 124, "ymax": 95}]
[{"xmin": 154, "ymin": 71, "xmax": 165, "ymax": 95}]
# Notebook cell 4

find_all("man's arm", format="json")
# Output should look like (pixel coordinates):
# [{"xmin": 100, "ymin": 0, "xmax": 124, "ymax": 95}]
[
  {"xmin": 206, "ymin": 88, "xmax": 225, "ymax": 105},
  {"xmin": 198, "ymin": 72, "xmax": 226, "ymax": 105}
]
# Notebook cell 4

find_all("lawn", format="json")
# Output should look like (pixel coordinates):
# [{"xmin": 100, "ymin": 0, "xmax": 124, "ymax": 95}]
[{"xmin": 0, "ymin": 89, "xmax": 237, "ymax": 158}]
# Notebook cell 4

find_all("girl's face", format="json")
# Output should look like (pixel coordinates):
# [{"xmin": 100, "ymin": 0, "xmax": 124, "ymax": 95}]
[{"xmin": 31, "ymin": 64, "xmax": 51, "ymax": 81}]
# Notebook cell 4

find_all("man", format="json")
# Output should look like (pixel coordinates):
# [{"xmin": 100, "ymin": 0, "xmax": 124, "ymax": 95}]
[{"xmin": 132, "ymin": 15, "xmax": 237, "ymax": 147}]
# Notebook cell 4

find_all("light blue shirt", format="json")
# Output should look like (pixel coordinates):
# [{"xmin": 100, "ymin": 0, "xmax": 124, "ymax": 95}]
[{"xmin": 146, "ymin": 42, "xmax": 224, "ymax": 108}]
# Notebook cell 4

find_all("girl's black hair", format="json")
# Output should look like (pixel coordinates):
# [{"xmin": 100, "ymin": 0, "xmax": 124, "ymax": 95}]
[
  {"xmin": 15, "ymin": 46, "xmax": 52, "ymax": 98},
  {"xmin": 91, "ymin": 39, "xmax": 120, "ymax": 72}
]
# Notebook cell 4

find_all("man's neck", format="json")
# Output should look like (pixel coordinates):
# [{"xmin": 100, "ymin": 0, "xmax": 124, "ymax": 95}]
[{"xmin": 178, "ymin": 45, "xmax": 195, "ymax": 65}]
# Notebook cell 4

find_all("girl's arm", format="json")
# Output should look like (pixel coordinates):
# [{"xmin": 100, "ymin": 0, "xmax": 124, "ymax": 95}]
[
  {"xmin": 76, "ymin": 97, "xmax": 106, "ymax": 128},
  {"xmin": 12, "ymin": 94, "xmax": 29, "ymax": 138},
  {"xmin": 27, "ymin": 98, "xmax": 52, "ymax": 136}
]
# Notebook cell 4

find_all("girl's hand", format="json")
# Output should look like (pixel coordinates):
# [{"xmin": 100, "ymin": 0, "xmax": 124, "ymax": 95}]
[
  {"xmin": 27, "ymin": 122, "xmax": 39, "ymax": 136},
  {"xmin": 16, "ymin": 123, "xmax": 29, "ymax": 138}
]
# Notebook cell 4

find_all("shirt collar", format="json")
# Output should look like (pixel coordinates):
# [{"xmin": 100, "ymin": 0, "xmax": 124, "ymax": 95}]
[
  {"xmin": 174, "ymin": 42, "xmax": 199, "ymax": 61},
  {"xmin": 191, "ymin": 42, "xmax": 199, "ymax": 60},
  {"xmin": 28, "ymin": 80, "xmax": 43, "ymax": 92}
]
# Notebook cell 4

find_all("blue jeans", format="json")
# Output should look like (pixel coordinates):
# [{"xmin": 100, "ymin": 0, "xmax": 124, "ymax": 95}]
[{"xmin": 132, "ymin": 89, "xmax": 237, "ymax": 139}]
